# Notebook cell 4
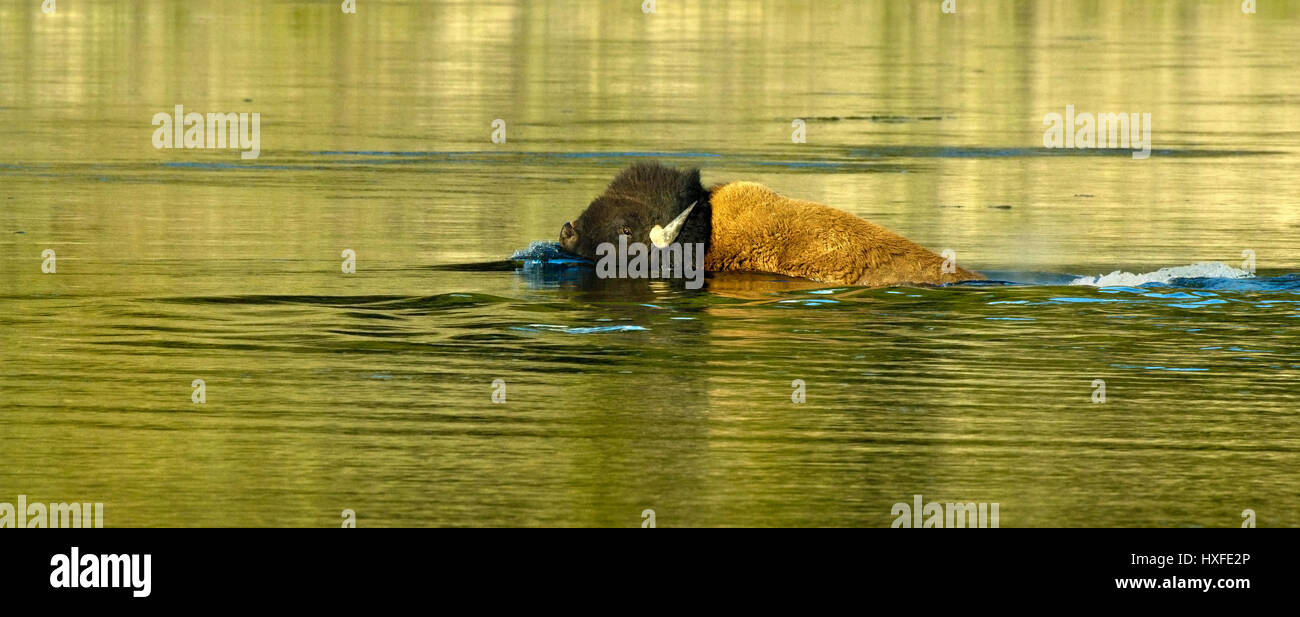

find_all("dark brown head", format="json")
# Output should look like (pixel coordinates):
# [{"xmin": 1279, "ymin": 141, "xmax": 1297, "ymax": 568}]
[{"xmin": 559, "ymin": 162, "xmax": 711, "ymax": 260}]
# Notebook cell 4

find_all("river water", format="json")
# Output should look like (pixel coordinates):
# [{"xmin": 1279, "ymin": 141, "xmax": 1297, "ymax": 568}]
[{"xmin": 1, "ymin": 0, "xmax": 1297, "ymax": 526}]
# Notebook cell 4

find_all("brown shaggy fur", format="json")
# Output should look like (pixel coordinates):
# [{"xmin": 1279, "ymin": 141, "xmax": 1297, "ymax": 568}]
[{"xmin": 705, "ymin": 181, "xmax": 984, "ymax": 286}]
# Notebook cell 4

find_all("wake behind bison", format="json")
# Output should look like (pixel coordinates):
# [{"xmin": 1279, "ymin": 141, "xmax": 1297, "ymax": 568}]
[{"xmin": 558, "ymin": 162, "xmax": 984, "ymax": 287}]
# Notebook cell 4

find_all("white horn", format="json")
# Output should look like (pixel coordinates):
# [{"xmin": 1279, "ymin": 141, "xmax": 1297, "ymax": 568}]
[{"xmin": 649, "ymin": 201, "xmax": 697, "ymax": 249}]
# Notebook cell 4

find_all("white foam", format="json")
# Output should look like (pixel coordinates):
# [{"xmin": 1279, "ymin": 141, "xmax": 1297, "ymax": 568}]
[{"xmin": 1069, "ymin": 262, "xmax": 1253, "ymax": 287}]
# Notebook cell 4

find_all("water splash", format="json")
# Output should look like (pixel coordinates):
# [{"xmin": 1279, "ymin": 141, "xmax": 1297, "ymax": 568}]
[
  {"xmin": 1069, "ymin": 262, "xmax": 1252, "ymax": 287},
  {"xmin": 509, "ymin": 241, "xmax": 588, "ymax": 263}
]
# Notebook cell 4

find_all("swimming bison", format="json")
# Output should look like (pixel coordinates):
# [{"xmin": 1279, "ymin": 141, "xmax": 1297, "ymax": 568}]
[{"xmin": 558, "ymin": 162, "xmax": 984, "ymax": 287}]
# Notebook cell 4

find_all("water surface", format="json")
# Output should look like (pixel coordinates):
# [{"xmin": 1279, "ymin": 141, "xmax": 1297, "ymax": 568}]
[{"xmin": 1, "ymin": 0, "xmax": 1297, "ymax": 526}]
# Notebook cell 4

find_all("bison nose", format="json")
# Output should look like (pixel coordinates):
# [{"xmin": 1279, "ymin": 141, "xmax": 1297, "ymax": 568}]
[{"xmin": 559, "ymin": 221, "xmax": 579, "ymax": 252}]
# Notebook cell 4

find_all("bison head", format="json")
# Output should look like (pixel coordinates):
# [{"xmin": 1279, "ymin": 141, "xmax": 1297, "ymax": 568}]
[{"xmin": 559, "ymin": 162, "xmax": 711, "ymax": 260}]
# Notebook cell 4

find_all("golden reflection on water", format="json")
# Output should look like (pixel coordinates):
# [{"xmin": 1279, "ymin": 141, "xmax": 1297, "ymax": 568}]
[{"xmin": 1, "ymin": 1, "xmax": 1297, "ymax": 526}]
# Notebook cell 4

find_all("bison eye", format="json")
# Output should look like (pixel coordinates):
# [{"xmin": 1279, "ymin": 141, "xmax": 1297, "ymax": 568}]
[{"xmin": 620, "ymin": 225, "xmax": 631, "ymax": 236}]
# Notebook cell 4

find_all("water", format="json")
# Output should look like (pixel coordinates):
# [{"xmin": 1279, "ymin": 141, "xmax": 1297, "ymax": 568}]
[{"xmin": 1, "ymin": 0, "xmax": 1297, "ymax": 527}]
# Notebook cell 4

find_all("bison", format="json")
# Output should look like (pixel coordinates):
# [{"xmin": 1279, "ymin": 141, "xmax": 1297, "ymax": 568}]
[{"xmin": 559, "ymin": 162, "xmax": 984, "ymax": 287}]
